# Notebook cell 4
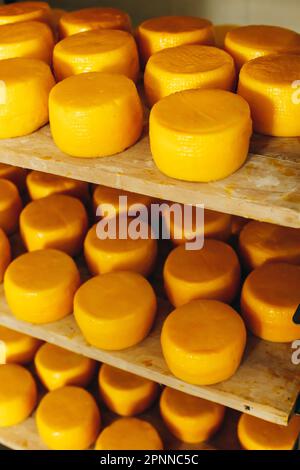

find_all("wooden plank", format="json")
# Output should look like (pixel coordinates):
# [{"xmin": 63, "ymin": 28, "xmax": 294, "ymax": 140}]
[
  {"xmin": 0, "ymin": 285, "xmax": 298, "ymax": 426},
  {"xmin": 0, "ymin": 125, "xmax": 299, "ymax": 228}
]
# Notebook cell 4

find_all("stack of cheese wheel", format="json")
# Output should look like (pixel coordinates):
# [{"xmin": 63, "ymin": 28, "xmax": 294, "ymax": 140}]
[
  {"xmin": 49, "ymin": 72, "xmax": 143, "ymax": 158},
  {"xmin": 0, "ymin": 2, "xmax": 51, "ymax": 26},
  {"xmin": 0, "ymin": 326, "xmax": 41, "ymax": 364},
  {"xmin": 149, "ymin": 89, "xmax": 252, "ymax": 182},
  {"xmin": 59, "ymin": 7, "xmax": 131, "ymax": 38},
  {"xmin": 136, "ymin": 16, "xmax": 214, "ymax": 65},
  {"xmin": 225, "ymin": 24, "xmax": 300, "ymax": 70},
  {"xmin": 0, "ymin": 21, "xmax": 54, "ymax": 64},
  {"xmin": 0, "ymin": 164, "xmax": 27, "ymax": 190},
  {"xmin": 144, "ymin": 45, "xmax": 235, "ymax": 106},
  {"xmin": 0, "ymin": 179, "xmax": 22, "ymax": 235},
  {"xmin": 0, "ymin": 58, "xmax": 55, "ymax": 139},
  {"xmin": 53, "ymin": 29, "xmax": 139, "ymax": 82},
  {"xmin": 26, "ymin": 171, "xmax": 89, "ymax": 202},
  {"xmin": 93, "ymin": 185, "xmax": 152, "ymax": 219},
  {"xmin": 238, "ymin": 53, "xmax": 300, "ymax": 136}
]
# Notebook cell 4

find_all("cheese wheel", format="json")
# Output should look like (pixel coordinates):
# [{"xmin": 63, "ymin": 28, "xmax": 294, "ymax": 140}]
[
  {"xmin": 35, "ymin": 343, "xmax": 96, "ymax": 391},
  {"xmin": 239, "ymin": 221, "xmax": 300, "ymax": 270},
  {"xmin": 241, "ymin": 262, "xmax": 300, "ymax": 342},
  {"xmin": 0, "ymin": 163, "xmax": 27, "ymax": 190},
  {"xmin": 136, "ymin": 16, "xmax": 214, "ymax": 66},
  {"xmin": 225, "ymin": 25, "xmax": 300, "ymax": 71},
  {"xmin": 0, "ymin": 179, "xmax": 22, "ymax": 235},
  {"xmin": 214, "ymin": 24, "xmax": 238, "ymax": 49},
  {"xmin": 238, "ymin": 413, "xmax": 300, "ymax": 450},
  {"xmin": 144, "ymin": 45, "xmax": 235, "ymax": 106},
  {"xmin": 36, "ymin": 386, "xmax": 101, "ymax": 450},
  {"xmin": 0, "ymin": 58, "xmax": 55, "ymax": 139},
  {"xmin": 53, "ymin": 29, "xmax": 139, "ymax": 82},
  {"xmin": 0, "ymin": 228, "xmax": 11, "ymax": 282},
  {"xmin": 231, "ymin": 215, "xmax": 248, "ymax": 236},
  {"xmin": 161, "ymin": 299, "xmax": 247, "ymax": 385},
  {"xmin": 59, "ymin": 7, "xmax": 131, "ymax": 38},
  {"xmin": 238, "ymin": 54, "xmax": 300, "ymax": 137},
  {"xmin": 0, "ymin": 364, "xmax": 37, "ymax": 427},
  {"xmin": 93, "ymin": 185, "xmax": 152, "ymax": 219},
  {"xmin": 49, "ymin": 72, "xmax": 143, "ymax": 158},
  {"xmin": 74, "ymin": 271, "xmax": 157, "ymax": 350},
  {"xmin": 99, "ymin": 364, "xmax": 159, "ymax": 416},
  {"xmin": 160, "ymin": 387, "xmax": 225, "ymax": 443},
  {"xmin": 4, "ymin": 249, "xmax": 80, "ymax": 324},
  {"xmin": 0, "ymin": 21, "xmax": 54, "ymax": 64},
  {"xmin": 0, "ymin": 2, "xmax": 50, "ymax": 26},
  {"xmin": 26, "ymin": 171, "xmax": 89, "ymax": 202},
  {"xmin": 164, "ymin": 240, "xmax": 241, "ymax": 307},
  {"xmin": 0, "ymin": 326, "xmax": 41, "ymax": 364},
  {"xmin": 20, "ymin": 194, "xmax": 88, "ymax": 256},
  {"xmin": 95, "ymin": 417, "xmax": 163, "ymax": 450},
  {"xmin": 149, "ymin": 89, "xmax": 252, "ymax": 182},
  {"xmin": 84, "ymin": 223, "xmax": 157, "ymax": 277}
]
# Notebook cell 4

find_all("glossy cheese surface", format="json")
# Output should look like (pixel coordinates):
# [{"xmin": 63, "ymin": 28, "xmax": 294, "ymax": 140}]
[
  {"xmin": 95, "ymin": 417, "xmax": 163, "ymax": 450},
  {"xmin": 35, "ymin": 343, "xmax": 96, "ymax": 390},
  {"xmin": 150, "ymin": 88, "xmax": 252, "ymax": 182},
  {"xmin": 53, "ymin": 29, "xmax": 139, "ymax": 82},
  {"xmin": 0, "ymin": 58, "xmax": 55, "ymax": 139},
  {"xmin": 0, "ymin": 326, "xmax": 41, "ymax": 364},
  {"xmin": 74, "ymin": 271, "xmax": 157, "ymax": 350},
  {"xmin": 163, "ymin": 240, "xmax": 241, "ymax": 307},
  {"xmin": 49, "ymin": 72, "xmax": 143, "ymax": 158},
  {"xmin": 241, "ymin": 262, "xmax": 300, "ymax": 342},
  {"xmin": 0, "ymin": 2, "xmax": 50, "ymax": 26},
  {"xmin": 239, "ymin": 220, "xmax": 300, "ymax": 270},
  {"xmin": 93, "ymin": 185, "xmax": 152, "ymax": 218},
  {"xmin": 0, "ymin": 179, "xmax": 22, "ymax": 235},
  {"xmin": 26, "ymin": 170, "xmax": 89, "ymax": 201},
  {"xmin": 99, "ymin": 364, "xmax": 158, "ymax": 416},
  {"xmin": 137, "ymin": 16, "xmax": 214, "ymax": 65},
  {"xmin": 20, "ymin": 194, "xmax": 88, "ymax": 256},
  {"xmin": 238, "ymin": 53, "xmax": 300, "ymax": 136},
  {"xmin": 145, "ymin": 45, "xmax": 235, "ymax": 106},
  {"xmin": 4, "ymin": 249, "xmax": 80, "ymax": 324},
  {"xmin": 36, "ymin": 386, "xmax": 101, "ymax": 450},
  {"xmin": 59, "ymin": 7, "xmax": 131, "ymax": 38},
  {"xmin": 160, "ymin": 387, "xmax": 225, "ymax": 443},
  {"xmin": 0, "ymin": 228, "xmax": 11, "ymax": 282},
  {"xmin": 161, "ymin": 299, "xmax": 246, "ymax": 385},
  {"xmin": 225, "ymin": 25, "xmax": 300, "ymax": 70},
  {"xmin": 0, "ymin": 163, "xmax": 27, "ymax": 190},
  {"xmin": 0, "ymin": 21, "xmax": 54, "ymax": 64},
  {"xmin": 0, "ymin": 364, "xmax": 37, "ymax": 427}
]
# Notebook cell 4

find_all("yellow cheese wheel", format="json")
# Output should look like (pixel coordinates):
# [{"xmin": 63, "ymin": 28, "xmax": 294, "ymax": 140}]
[
  {"xmin": 0, "ymin": 58, "xmax": 55, "ymax": 139},
  {"xmin": 53, "ymin": 29, "xmax": 139, "ymax": 82},
  {"xmin": 149, "ymin": 89, "xmax": 252, "ymax": 182},
  {"xmin": 95, "ymin": 417, "xmax": 163, "ymax": 450},
  {"xmin": 59, "ymin": 7, "xmax": 131, "ymax": 38},
  {"xmin": 26, "ymin": 171, "xmax": 89, "ymax": 202},
  {"xmin": 20, "ymin": 194, "xmax": 88, "ymax": 256},
  {"xmin": 136, "ymin": 16, "xmax": 214, "ymax": 66},
  {"xmin": 225, "ymin": 25, "xmax": 300, "ymax": 71},
  {"xmin": 84, "ymin": 223, "xmax": 157, "ymax": 277},
  {"xmin": 161, "ymin": 299, "xmax": 247, "ymax": 385},
  {"xmin": 164, "ymin": 240, "xmax": 241, "ymax": 307},
  {"xmin": 35, "ymin": 343, "xmax": 96, "ymax": 390},
  {"xmin": 36, "ymin": 386, "xmax": 101, "ymax": 450},
  {"xmin": 160, "ymin": 387, "xmax": 225, "ymax": 443},
  {"xmin": 0, "ymin": 228, "xmax": 11, "ymax": 282},
  {"xmin": 93, "ymin": 185, "xmax": 152, "ymax": 219},
  {"xmin": 238, "ymin": 413, "xmax": 300, "ymax": 450},
  {"xmin": 0, "ymin": 364, "xmax": 37, "ymax": 426},
  {"xmin": 144, "ymin": 45, "xmax": 235, "ymax": 106},
  {"xmin": 0, "ymin": 2, "xmax": 50, "ymax": 26},
  {"xmin": 238, "ymin": 54, "xmax": 300, "ymax": 137},
  {"xmin": 0, "ymin": 179, "xmax": 22, "ymax": 235},
  {"xmin": 0, "ymin": 163, "xmax": 27, "ymax": 190},
  {"xmin": 49, "ymin": 72, "xmax": 143, "ymax": 158},
  {"xmin": 231, "ymin": 215, "xmax": 248, "ymax": 236},
  {"xmin": 99, "ymin": 364, "xmax": 159, "ymax": 416},
  {"xmin": 239, "ymin": 221, "xmax": 300, "ymax": 270},
  {"xmin": 4, "ymin": 249, "xmax": 80, "ymax": 324},
  {"xmin": 241, "ymin": 262, "xmax": 300, "ymax": 342},
  {"xmin": 0, "ymin": 21, "xmax": 54, "ymax": 64},
  {"xmin": 74, "ymin": 271, "xmax": 157, "ymax": 350},
  {"xmin": 0, "ymin": 326, "xmax": 41, "ymax": 364},
  {"xmin": 214, "ymin": 24, "xmax": 238, "ymax": 49}
]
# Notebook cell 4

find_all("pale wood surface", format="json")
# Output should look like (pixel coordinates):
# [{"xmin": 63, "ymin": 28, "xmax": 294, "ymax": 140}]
[{"xmin": 0, "ymin": 125, "xmax": 299, "ymax": 228}]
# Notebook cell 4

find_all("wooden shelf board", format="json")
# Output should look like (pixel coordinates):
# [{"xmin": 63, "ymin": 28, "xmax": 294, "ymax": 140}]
[
  {"xmin": 0, "ymin": 125, "xmax": 299, "ymax": 228},
  {"xmin": 0, "ymin": 285, "xmax": 298, "ymax": 427}
]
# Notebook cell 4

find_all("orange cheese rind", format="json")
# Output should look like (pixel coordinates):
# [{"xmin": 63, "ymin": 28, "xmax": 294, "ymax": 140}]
[
  {"xmin": 0, "ymin": 2, "xmax": 51, "ymax": 26},
  {"xmin": 0, "ymin": 179, "xmax": 22, "ymax": 235},
  {"xmin": 0, "ymin": 163, "xmax": 27, "ymax": 190},
  {"xmin": 26, "ymin": 170, "xmax": 89, "ymax": 201},
  {"xmin": 0, "ymin": 326, "xmax": 41, "ymax": 364},
  {"xmin": 93, "ymin": 185, "xmax": 152, "ymax": 218},
  {"xmin": 0, "ymin": 228, "xmax": 11, "ymax": 282}
]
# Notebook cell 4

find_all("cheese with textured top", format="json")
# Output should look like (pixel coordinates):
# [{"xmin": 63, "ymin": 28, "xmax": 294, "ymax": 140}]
[{"xmin": 0, "ymin": 179, "xmax": 22, "ymax": 235}]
